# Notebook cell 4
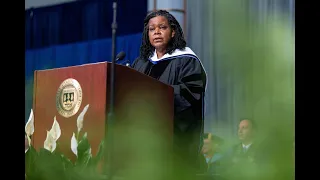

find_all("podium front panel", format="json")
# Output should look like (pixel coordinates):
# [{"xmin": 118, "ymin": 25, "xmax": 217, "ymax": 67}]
[{"xmin": 32, "ymin": 62, "xmax": 107, "ymax": 160}]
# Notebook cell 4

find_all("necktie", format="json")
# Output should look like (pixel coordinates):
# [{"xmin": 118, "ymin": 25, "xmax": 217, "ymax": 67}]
[{"xmin": 243, "ymin": 147, "xmax": 248, "ymax": 153}]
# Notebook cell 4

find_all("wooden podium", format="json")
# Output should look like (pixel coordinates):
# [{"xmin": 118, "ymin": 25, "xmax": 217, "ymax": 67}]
[{"xmin": 31, "ymin": 62, "xmax": 174, "ymax": 165}]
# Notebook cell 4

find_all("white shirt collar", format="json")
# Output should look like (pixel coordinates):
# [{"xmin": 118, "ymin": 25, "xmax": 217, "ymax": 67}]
[
  {"xmin": 242, "ymin": 143, "xmax": 252, "ymax": 150},
  {"xmin": 149, "ymin": 47, "xmax": 198, "ymax": 62}
]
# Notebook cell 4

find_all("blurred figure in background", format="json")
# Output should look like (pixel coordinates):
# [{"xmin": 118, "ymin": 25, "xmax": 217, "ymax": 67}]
[
  {"xmin": 237, "ymin": 119, "xmax": 256, "ymax": 154},
  {"xmin": 132, "ymin": 10, "xmax": 207, "ymax": 179},
  {"xmin": 226, "ymin": 119, "xmax": 260, "ymax": 164},
  {"xmin": 201, "ymin": 133, "xmax": 224, "ymax": 173},
  {"xmin": 202, "ymin": 119, "xmax": 267, "ymax": 179}
]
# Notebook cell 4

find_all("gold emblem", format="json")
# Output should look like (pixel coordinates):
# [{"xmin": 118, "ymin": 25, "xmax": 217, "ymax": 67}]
[{"xmin": 56, "ymin": 78, "xmax": 83, "ymax": 118}]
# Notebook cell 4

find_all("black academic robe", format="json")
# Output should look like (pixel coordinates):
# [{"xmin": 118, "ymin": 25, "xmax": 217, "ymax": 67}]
[{"xmin": 131, "ymin": 48, "xmax": 207, "ymax": 174}]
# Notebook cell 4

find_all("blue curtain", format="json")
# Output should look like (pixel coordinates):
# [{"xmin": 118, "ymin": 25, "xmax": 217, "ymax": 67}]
[
  {"xmin": 25, "ymin": 33, "xmax": 142, "ymax": 78},
  {"xmin": 25, "ymin": 0, "xmax": 147, "ymax": 50}
]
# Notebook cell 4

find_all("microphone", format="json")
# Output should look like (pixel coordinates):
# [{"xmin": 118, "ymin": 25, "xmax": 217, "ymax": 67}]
[
  {"xmin": 115, "ymin": 51, "xmax": 130, "ymax": 67},
  {"xmin": 115, "ymin": 51, "xmax": 126, "ymax": 61}
]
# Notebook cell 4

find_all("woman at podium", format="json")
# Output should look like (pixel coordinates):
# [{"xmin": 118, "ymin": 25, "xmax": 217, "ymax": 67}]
[{"xmin": 132, "ymin": 10, "xmax": 208, "ymax": 178}]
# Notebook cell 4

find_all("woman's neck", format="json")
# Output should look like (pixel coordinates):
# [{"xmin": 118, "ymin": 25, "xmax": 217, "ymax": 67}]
[{"xmin": 156, "ymin": 48, "xmax": 166, "ymax": 59}]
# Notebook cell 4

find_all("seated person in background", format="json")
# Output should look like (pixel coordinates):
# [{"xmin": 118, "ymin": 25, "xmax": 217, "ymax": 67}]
[
  {"xmin": 201, "ymin": 133, "xmax": 224, "ymax": 171},
  {"xmin": 229, "ymin": 119, "xmax": 258, "ymax": 163},
  {"xmin": 202, "ymin": 119, "xmax": 264, "ymax": 179},
  {"xmin": 221, "ymin": 119, "xmax": 264, "ymax": 179}
]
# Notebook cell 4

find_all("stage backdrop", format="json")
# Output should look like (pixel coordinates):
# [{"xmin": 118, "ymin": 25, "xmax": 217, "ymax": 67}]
[
  {"xmin": 25, "ymin": 0, "xmax": 148, "ymax": 121},
  {"xmin": 186, "ymin": 0, "xmax": 294, "ymax": 139}
]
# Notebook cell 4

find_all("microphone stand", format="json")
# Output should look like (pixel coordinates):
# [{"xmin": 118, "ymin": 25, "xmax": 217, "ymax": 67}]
[{"xmin": 105, "ymin": 1, "xmax": 117, "ymax": 179}]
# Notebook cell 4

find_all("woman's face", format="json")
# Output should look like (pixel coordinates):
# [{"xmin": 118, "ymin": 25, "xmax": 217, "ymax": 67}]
[{"xmin": 148, "ymin": 16, "xmax": 175, "ymax": 51}]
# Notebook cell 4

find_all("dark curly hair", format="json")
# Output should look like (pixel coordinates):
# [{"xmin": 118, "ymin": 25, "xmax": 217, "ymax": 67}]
[{"xmin": 139, "ymin": 10, "xmax": 187, "ymax": 60}]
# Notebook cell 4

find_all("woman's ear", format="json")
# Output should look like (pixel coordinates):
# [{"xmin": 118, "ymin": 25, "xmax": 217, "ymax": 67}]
[{"xmin": 171, "ymin": 30, "xmax": 175, "ymax": 38}]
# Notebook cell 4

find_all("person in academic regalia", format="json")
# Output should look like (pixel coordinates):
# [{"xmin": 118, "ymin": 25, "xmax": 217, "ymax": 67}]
[{"xmin": 131, "ymin": 10, "xmax": 208, "ymax": 179}]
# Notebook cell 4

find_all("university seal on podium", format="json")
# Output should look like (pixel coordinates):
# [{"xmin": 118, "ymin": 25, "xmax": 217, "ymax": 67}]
[{"xmin": 56, "ymin": 78, "xmax": 83, "ymax": 118}]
